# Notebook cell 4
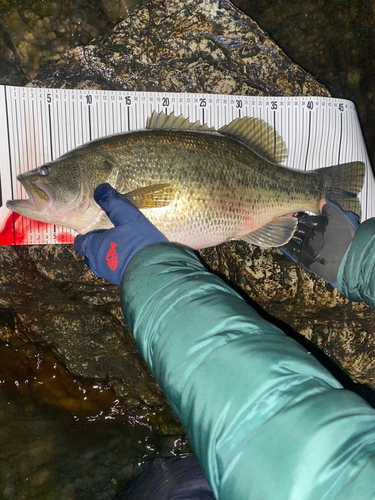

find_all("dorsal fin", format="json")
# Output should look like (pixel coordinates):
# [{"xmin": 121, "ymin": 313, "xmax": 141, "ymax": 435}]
[
  {"xmin": 146, "ymin": 111, "xmax": 215, "ymax": 132},
  {"xmin": 219, "ymin": 117, "xmax": 288, "ymax": 164},
  {"xmin": 146, "ymin": 111, "xmax": 288, "ymax": 164}
]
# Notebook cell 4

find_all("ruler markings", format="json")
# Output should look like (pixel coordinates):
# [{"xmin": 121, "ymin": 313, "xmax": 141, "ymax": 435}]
[
  {"xmin": 111, "ymin": 100, "xmax": 114, "ymax": 135},
  {"xmin": 310, "ymin": 104, "xmax": 317, "ymax": 171},
  {"xmin": 71, "ymin": 95, "xmax": 76, "ymax": 148},
  {"xmin": 354, "ymin": 111, "xmax": 360, "ymax": 163},
  {"xmin": 303, "ymin": 103, "xmax": 310, "ymax": 171},
  {"xmin": 295, "ymin": 105, "xmax": 303, "ymax": 170},
  {"xmin": 286, "ymin": 104, "xmax": 291, "ymax": 168},
  {"xmin": 4, "ymin": 87, "xmax": 12, "ymax": 199},
  {"xmin": 4, "ymin": 87, "xmax": 16, "ymax": 244},
  {"xmin": 325, "ymin": 102, "xmax": 332, "ymax": 166},
  {"xmin": 48, "ymin": 102, "xmax": 53, "ymax": 161},
  {"xmin": 57, "ymin": 99, "xmax": 61, "ymax": 159},
  {"xmin": 80, "ymin": 100, "xmax": 84, "ymax": 146},
  {"xmin": 318, "ymin": 99, "xmax": 324, "ymax": 162},
  {"xmin": 73, "ymin": 100, "xmax": 77, "ymax": 149},
  {"xmin": 0, "ymin": 87, "xmax": 373, "ymax": 244},
  {"xmin": 333, "ymin": 103, "xmax": 340, "ymax": 165},
  {"xmin": 15, "ymin": 92, "xmax": 22, "ymax": 197},
  {"xmin": 2, "ymin": 86, "xmax": 9, "ymax": 204},
  {"xmin": 64, "ymin": 100, "xmax": 69, "ymax": 159},
  {"xmin": 338, "ymin": 105, "xmax": 344, "ymax": 164},
  {"xmin": 134, "ymin": 97, "xmax": 138, "ymax": 130},
  {"xmin": 328, "ymin": 103, "xmax": 335, "ymax": 166},
  {"xmin": 32, "ymin": 91, "xmax": 39, "ymax": 167},
  {"xmin": 88, "ymin": 105, "xmax": 92, "ymax": 142},
  {"xmin": 40, "ymin": 99, "xmax": 45, "ymax": 165},
  {"xmin": 101, "ymin": 95, "xmax": 105, "ymax": 138},
  {"xmin": 337, "ymin": 111, "xmax": 343, "ymax": 164},
  {"xmin": 328, "ymin": 103, "xmax": 335, "ymax": 165},
  {"xmin": 23, "ymin": 96, "xmax": 32, "ymax": 241},
  {"xmin": 309, "ymin": 105, "xmax": 316, "ymax": 170},
  {"xmin": 119, "ymin": 100, "xmax": 123, "ymax": 134},
  {"xmin": 345, "ymin": 104, "xmax": 351, "ymax": 160},
  {"xmin": 24, "ymin": 96, "xmax": 29, "ymax": 173},
  {"xmin": 350, "ymin": 107, "xmax": 356, "ymax": 160},
  {"xmin": 304, "ymin": 109, "xmax": 312, "ymax": 171},
  {"xmin": 292, "ymin": 101, "xmax": 298, "ymax": 167},
  {"xmin": 281, "ymin": 102, "xmax": 286, "ymax": 165},
  {"xmin": 272, "ymin": 110, "xmax": 276, "ymax": 160},
  {"xmin": 323, "ymin": 101, "xmax": 331, "ymax": 167},
  {"xmin": 17, "ymin": 91, "xmax": 24, "ymax": 242},
  {"xmin": 317, "ymin": 106, "xmax": 324, "ymax": 167}
]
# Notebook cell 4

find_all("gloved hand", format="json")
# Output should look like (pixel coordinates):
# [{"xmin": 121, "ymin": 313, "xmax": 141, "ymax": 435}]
[
  {"xmin": 280, "ymin": 199, "xmax": 360, "ymax": 286},
  {"xmin": 74, "ymin": 183, "xmax": 168, "ymax": 285}
]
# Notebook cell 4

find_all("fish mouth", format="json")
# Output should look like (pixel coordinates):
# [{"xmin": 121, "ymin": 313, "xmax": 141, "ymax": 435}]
[{"xmin": 6, "ymin": 175, "xmax": 56, "ymax": 216}]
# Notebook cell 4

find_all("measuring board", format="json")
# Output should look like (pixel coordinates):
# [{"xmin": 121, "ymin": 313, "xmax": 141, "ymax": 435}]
[{"xmin": 0, "ymin": 85, "xmax": 373, "ymax": 245}]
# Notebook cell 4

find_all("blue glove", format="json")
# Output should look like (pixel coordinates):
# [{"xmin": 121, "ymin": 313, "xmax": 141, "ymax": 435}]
[
  {"xmin": 280, "ymin": 199, "xmax": 360, "ymax": 286},
  {"xmin": 74, "ymin": 183, "xmax": 168, "ymax": 285}
]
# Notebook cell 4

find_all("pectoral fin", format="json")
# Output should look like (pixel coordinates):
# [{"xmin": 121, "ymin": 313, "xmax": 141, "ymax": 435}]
[
  {"xmin": 241, "ymin": 215, "xmax": 298, "ymax": 247},
  {"xmin": 124, "ymin": 184, "xmax": 174, "ymax": 209}
]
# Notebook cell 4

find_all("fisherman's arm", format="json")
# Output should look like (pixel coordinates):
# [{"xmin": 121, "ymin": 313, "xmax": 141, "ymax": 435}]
[
  {"xmin": 123, "ymin": 244, "xmax": 375, "ymax": 500},
  {"xmin": 76, "ymin": 184, "xmax": 375, "ymax": 500},
  {"xmin": 281, "ymin": 201, "xmax": 375, "ymax": 309},
  {"xmin": 336, "ymin": 218, "xmax": 375, "ymax": 308}
]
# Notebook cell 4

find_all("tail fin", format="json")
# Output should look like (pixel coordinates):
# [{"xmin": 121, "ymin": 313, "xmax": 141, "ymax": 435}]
[{"xmin": 318, "ymin": 161, "xmax": 365, "ymax": 216}]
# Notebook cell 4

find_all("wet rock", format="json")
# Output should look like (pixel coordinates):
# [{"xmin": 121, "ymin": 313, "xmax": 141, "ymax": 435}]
[
  {"xmin": 29, "ymin": 0, "xmax": 330, "ymax": 96},
  {"xmin": 1, "ymin": 0, "xmax": 374, "ymax": 419},
  {"xmin": 0, "ymin": 384, "xmax": 188, "ymax": 499},
  {"xmin": 0, "ymin": 244, "xmax": 164, "ymax": 407}
]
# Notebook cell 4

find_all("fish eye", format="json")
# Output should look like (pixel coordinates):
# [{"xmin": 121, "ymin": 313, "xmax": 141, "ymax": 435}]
[{"xmin": 38, "ymin": 165, "xmax": 50, "ymax": 176}]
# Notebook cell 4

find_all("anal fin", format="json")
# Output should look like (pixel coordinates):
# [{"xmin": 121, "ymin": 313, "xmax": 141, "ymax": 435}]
[
  {"xmin": 241, "ymin": 215, "xmax": 298, "ymax": 247},
  {"xmin": 124, "ymin": 184, "xmax": 173, "ymax": 209}
]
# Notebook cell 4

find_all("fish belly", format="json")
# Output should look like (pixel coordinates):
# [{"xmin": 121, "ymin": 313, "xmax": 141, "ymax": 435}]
[{"xmin": 140, "ymin": 183, "xmax": 319, "ymax": 250}]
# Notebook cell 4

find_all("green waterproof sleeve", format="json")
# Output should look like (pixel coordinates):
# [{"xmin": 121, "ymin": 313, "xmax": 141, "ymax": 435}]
[
  {"xmin": 337, "ymin": 218, "xmax": 375, "ymax": 309},
  {"xmin": 121, "ymin": 243, "xmax": 375, "ymax": 500}
]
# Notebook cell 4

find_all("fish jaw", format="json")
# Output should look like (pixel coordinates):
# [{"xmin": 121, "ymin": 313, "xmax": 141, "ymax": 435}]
[
  {"xmin": 7, "ymin": 189, "xmax": 103, "ymax": 233},
  {"xmin": 6, "ymin": 173, "xmax": 54, "ymax": 221},
  {"xmin": 6, "ymin": 172, "xmax": 102, "ymax": 233}
]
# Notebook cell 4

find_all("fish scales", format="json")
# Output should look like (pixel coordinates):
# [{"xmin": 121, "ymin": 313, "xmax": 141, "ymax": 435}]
[
  {"xmin": 84, "ymin": 130, "xmax": 322, "ymax": 248},
  {"xmin": 6, "ymin": 112, "xmax": 365, "ymax": 249}
]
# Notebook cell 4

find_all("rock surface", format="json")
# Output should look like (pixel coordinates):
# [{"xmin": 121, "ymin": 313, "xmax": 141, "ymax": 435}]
[
  {"xmin": 233, "ymin": 0, "xmax": 375, "ymax": 171},
  {"xmin": 1, "ymin": 0, "xmax": 374, "ymax": 418},
  {"xmin": 29, "ymin": 0, "xmax": 330, "ymax": 96},
  {"xmin": 0, "ymin": 244, "xmax": 161, "ymax": 404},
  {"xmin": 0, "ymin": 0, "xmax": 118, "ymax": 81}
]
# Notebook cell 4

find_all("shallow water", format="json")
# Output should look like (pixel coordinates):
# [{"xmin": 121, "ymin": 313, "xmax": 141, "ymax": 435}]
[{"xmin": 0, "ymin": 342, "xmax": 188, "ymax": 499}]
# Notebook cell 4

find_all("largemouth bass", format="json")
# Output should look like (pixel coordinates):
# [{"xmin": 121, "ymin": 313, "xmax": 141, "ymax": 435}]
[{"xmin": 7, "ymin": 111, "xmax": 365, "ymax": 249}]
